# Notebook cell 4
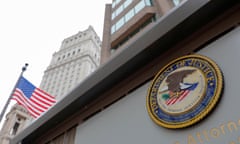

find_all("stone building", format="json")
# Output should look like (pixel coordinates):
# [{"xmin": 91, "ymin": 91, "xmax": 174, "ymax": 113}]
[{"xmin": 40, "ymin": 25, "xmax": 101, "ymax": 101}]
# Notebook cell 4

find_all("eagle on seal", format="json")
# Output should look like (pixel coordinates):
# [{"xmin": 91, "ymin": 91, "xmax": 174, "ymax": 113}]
[
  {"xmin": 166, "ymin": 69, "xmax": 196, "ymax": 92},
  {"xmin": 161, "ymin": 69, "xmax": 198, "ymax": 99}
]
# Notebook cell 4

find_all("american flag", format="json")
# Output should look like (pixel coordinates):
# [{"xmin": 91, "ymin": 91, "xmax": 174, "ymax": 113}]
[{"xmin": 11, "ymin": 76, "xmax": 56, "ymax": 118}]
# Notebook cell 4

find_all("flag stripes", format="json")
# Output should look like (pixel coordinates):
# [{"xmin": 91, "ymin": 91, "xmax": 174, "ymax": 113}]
[
  {"xmin": 165, "ymin": 90, "xmax": 190, "ymax": 105},
  {"xmin": 11, "ymin": 76, "xmax": 56, "ymax": 118}
]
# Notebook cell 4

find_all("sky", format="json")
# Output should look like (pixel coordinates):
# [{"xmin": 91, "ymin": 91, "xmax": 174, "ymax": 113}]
[{"xmin": 0, "ymin": 0, "xmax": 111, "ymax": 127}]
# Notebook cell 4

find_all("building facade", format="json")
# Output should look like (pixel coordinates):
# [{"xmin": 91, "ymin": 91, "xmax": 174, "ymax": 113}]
[
  {"xmin": 40, "ymin": 25, "xmax": 101, "ymax": 101},
  {"xmin": 0, "ymin": 105, "xmax": 30, "ymax": 144},
  {"xmin": 101, "ymin": 0, "xmax": 183, "ymax": 63},
  {"xmin": 11, "ymin": 1, "xmax": 240, "ymax": 144}
]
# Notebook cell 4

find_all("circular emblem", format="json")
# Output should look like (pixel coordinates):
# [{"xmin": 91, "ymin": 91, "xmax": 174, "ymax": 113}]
[{"xmin": 146, "ymin": 54, "xmax": 223, "ymax": 129}]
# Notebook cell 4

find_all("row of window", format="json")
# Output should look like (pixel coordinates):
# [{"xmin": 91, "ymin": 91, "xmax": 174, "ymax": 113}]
[
  {"xmin": 64, "ymin": 33, "xmax": 87, "ymax": 44},
  {"xmin": 42, "ymin": 60, "xmax": 97, "ymax": 99},
  {"xmin": 112, "ymin": 0, "xmax": 133, "ymax": 20},
  {"xmin": 112, "ymin": 0, "xmax": 122, "ymax": 9},
  {"xmin": 42, "ymin": 63, "xmax": 82, "ymax": 86},
  {"xmin": 57, "ymin": 49, "xmax": 99, "ymax": 64},
  {"xmin": 111, "ymin": 0, "xmax": 153, "ymax": 34},
  {"xmin": 43, "ymin": 73, "xmax": 81, "ymax": 98},
  {"xmin": 57, "ymin": 48, "xmax": 81, "ymax": 61},
  {"xmin": 111, "ymin": 15, "xmax": 155, "ymax": 51}
]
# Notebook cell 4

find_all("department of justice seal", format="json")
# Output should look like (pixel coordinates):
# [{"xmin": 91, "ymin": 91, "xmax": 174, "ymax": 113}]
[{"xmin": 146, "ymin": 54, "xmax": 223, "ymax": 129}]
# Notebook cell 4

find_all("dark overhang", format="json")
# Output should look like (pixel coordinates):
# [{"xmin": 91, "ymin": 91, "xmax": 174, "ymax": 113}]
[{"xmin": 11, "ymin": 0, "xmax": 239, "ymax": 143}]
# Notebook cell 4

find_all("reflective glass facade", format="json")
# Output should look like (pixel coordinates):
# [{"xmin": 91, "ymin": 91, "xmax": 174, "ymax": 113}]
[{"xmin": 111, "ymin": 0, "xmax": 153, "ymax": 34}]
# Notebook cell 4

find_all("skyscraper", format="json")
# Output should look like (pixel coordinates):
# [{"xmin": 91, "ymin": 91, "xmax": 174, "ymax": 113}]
[
  {"xmin": 101, "ymin": 0, "xmax": 183, "ymax": 64},
  {"xmin": 40, "ymin": 25, "xmax": 101, "ymax": 101}
]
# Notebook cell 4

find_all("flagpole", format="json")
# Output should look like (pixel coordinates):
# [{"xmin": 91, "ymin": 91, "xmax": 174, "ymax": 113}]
[{"xmin": 0, "ymin": 63, "xmax": 28, "ymax": 124}]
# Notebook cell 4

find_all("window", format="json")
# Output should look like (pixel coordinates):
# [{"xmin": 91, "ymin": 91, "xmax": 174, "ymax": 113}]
[
  {"xmin": 124, "ymin": 0, "xmax": 132, "ymax": 8},
  {"xmin": 112, "ymin": 2, "xmax": 116, "ymax": 8},
  {"xmin": 112, "ymin": 0, "xmax": 132, "ymax": 20},
  {"xmin": 112, "ymin": 11, "xmax": 116, "ymax": 20},
  {"xmin": 145, "ymin": 0, "xmax": 153, "ymax": 6},
  {"xmin": 116, "ymin": 5, "xmax": 124, "ymax": 16},
  {"xmin": 10, "ymin": 122, "xmax": 20, "ymax": 135},
  {"xmin": 125, "ymin": 8, "xmax": 134, "ymax": 22},
  {"xmin": 111, "ymin": 0, "xmax": 153, "ymax": 35},
  {"xmin": 112, "ymin": 0, "xmax": 121, "ymax": 8},
  {"xmin": 111, "ymin": 25, "xmax": 116, "ymax": 34},
  {"xmin": 173, "ymin": 0, "xmax": 181, "ymax": 6},
  {"xmin": 135, "ymin": 0, "xmax": 145, "ymax": 14},
  {"xmin": 115, "ymin": 17, "xmax": 124, "ymax": 31}
]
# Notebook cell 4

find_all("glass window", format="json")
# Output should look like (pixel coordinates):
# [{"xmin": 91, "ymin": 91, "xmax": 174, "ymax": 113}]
[
  {"xmin": 10, "ymin": 122, "xmax": 20, "ymax": 135},
  {"xmin": 112, "ymin": 11, "xmax": 116, "ymax": 20},
  {"xmin": 124, "ymin": 0, "xmax": 132, "ymax": 8},
  {"xmin": 112, "ymin": 2, "xmax": 116, "ymax": 8},
  {"xmin": 111, "ymin": 25, "xmax": 116, "ymax": 34},
  {"xmin": 112, "ymin": 0, "xmax": 121, "ymax": 8},
  {"xmin": 125, "ymin": 8, "xmax": 134, "ymax": 22},
  {"xmin": 116, "ymin": 5, "xmax": 124, "ymax": 16},
  {"xmin": 145, "ymin": 0, "xmax": 153, "ymax": 6},
  {"xmin": 135, "ymin": 0, "xmax": 145, "ymax": 14},
  {"xmin": 115, "ymin": 17, "xmax": 124, "ymax": 31},
  {"xmin": 173, "ymin": 0, "xmax": 181, "ymax": 6},
  {"xmin": 116, "ymin": 0, "xmax": 121, "ymax": 5}
]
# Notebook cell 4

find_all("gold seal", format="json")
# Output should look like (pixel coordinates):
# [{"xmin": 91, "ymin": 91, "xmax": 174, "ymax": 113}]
[{"xmin": 146, "ymin": 54, "xmax": 223, "ymax": 129}]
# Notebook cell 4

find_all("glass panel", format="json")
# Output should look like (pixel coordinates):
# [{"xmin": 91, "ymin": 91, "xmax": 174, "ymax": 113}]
[
  {"xmin": 112, "ymin": 2, "xmax": 116, "ymax": 8},
  {"xmin": 134, "ymin": 0, "xmax": 145, "ymax": 14},
  {"xmin": 124, "ymin": 0, "xmax": 132, "ymax": 8},
  {"xmin": 111, "ymin": 25, "xmax": 116, "ymax": 34},
  {"xmin": 116, "ymin": 5, "xmax": 124, "ymax": 16},
  {"xmin": 111, "ymin": 11, "xmax": 116, "ymax": 20},
  {"xmin": 115, "ymin": 17, "xmax": 125, "ymax": 31},
  {"xmin": 112, "ymin": 0, "xmax": 121, "ymax": 8},
  {"xmin": 116, "ymin": 0, "xmax": 121, "ymax": 4},
  {"xmin": 173, "ymin": 0, "xmax": 181, "ymax": 6},
  {"xmin": 145, "ymin": 0, "xmax": 153, "ymax": 6},
  {"xmin": 125, "ymin": 8, "xmax": 134, "ymax": 22}
]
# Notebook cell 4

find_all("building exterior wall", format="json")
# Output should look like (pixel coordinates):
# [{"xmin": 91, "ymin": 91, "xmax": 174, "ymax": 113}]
[
  {"xmin": 75, "ymin": 26, "xmax": 240, "ymax": 144},
  {"xmin": 0, "ymin": 105, "xmax": 31, "ymax": 144},
  {"xmin": 101, "ymin": 0, "xmax": 179, "ymax": 64},
  {"xmin": 40, "ymin": 26, "xmax": 101, "ymax": 101}
]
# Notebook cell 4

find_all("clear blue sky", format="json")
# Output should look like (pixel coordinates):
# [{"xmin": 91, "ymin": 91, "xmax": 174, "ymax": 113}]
[{"xmin": 0, "ymin": 0, "xmax": 111, "ymax": 126}]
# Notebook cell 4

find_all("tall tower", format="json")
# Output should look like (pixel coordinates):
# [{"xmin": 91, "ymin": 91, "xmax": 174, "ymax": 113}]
[
  {"xmin": 101, "ymin": 0, "xmax": 183, "ymax": 64},
  {"xmin": 40, "ymin": 25, "xmax": 102, "ymax": 101}
]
